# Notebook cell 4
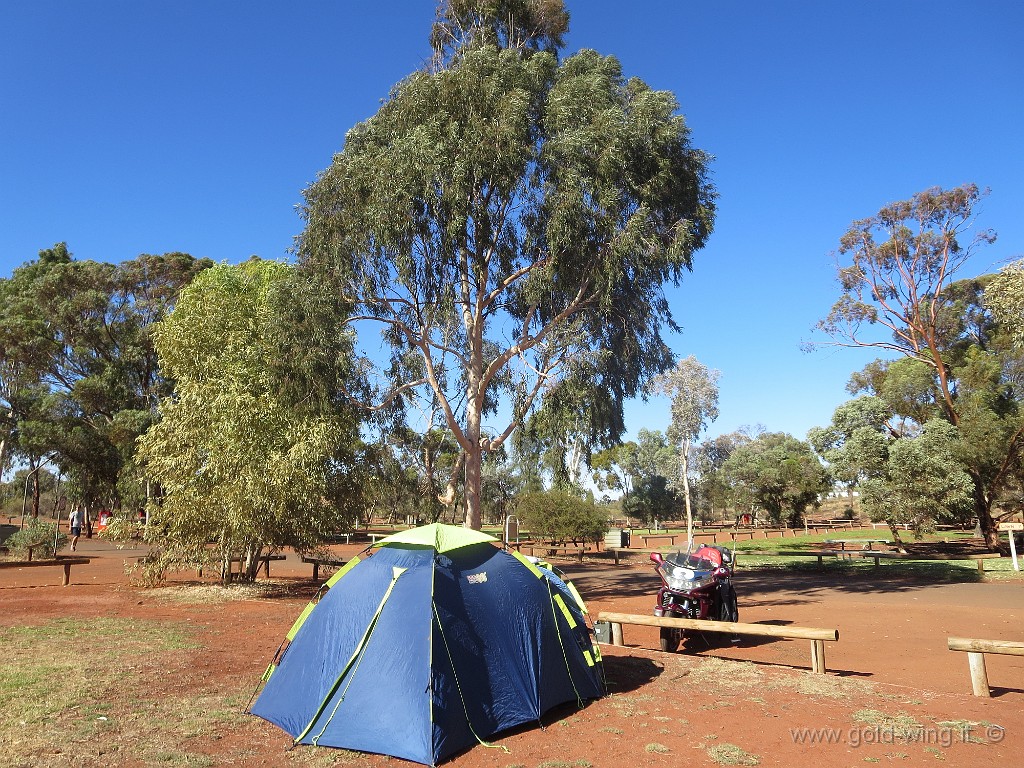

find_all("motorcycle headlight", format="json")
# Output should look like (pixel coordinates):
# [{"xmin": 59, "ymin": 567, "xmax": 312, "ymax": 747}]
[
  {"xmin": 665, "ymin": 568, "xmax": 715, "ymax": 592},
  {"xmin": 691, "ymin": 573, "xmax": 715, "ymax": 589}
]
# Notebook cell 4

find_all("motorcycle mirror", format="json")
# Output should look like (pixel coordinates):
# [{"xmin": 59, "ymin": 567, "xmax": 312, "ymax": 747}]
[{"xmin": 649, "ymin": 552, "xmax": 664, "ymax": 564}]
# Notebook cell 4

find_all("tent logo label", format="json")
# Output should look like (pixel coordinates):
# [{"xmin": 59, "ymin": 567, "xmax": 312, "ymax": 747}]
[{"xmin": 466, "ymin": 572, "xmax": 488, "ymax": 584}]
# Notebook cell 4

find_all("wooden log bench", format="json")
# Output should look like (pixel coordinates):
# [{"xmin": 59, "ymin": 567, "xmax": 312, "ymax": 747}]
[
  {"xmin": 639, "ymin": 533, "xmax": 677, "ymax": 547},
  {"xmin": 727, "ymin": 530, "xmax": 756, "ymax": 541},
  {"xmin": 736, "ymin": 549, "xmax": 859, "ymax": 566},
  {"xmin": 0, "ymin": 556, "xmax": 91, "ymax": 586},
  {"xmin": 596, "ymin": 610, "xmax": 839, "ymax": 673},
  {"xmin": 948, "ymin": 636, "xmax": 1024, "ymax": 696},
  {"xmin": 522, "ymin": 544, "xmax": 590, "ymax": 563},
  {"xmin": 300, "ymin": 555, "xmax": 347, "ymax": 581},
  {"xmin": 604, "ymin": 546, "xmax": 679, "ymax": 565},
  {"xmin": 860, "ymin": 551, "xmax": 1001, "ymax": 572}
]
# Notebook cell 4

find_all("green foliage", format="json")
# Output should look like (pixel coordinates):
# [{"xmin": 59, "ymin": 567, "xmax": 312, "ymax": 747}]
[
  {"xmin": 808, "ymin": 396, "xmax": 891, "ymax": 491},
  {"xmin": 647, "ymin": 355, "xmax": 720, "ymax": 533},
  {"xmin": 693, "ymin": 432, "xmax": 748, "ymax": 521},
  {"xmin": 859, "ymin": 420, "xmax": 974, "ymax": 531},
  {"xmin": 430, "ymin": 0, "xmax": 570, "ymax": 60},
  {"xmin": 591, "ymin": 431, "xmax": 679, "ymax": 522},
  {"xmin": 3, "ymin": 517, "xmax": 64, "ymax": 555},
  {"xmin": 515, "ymin": 490, "xmax": 606, "ymax": 543},
  {"xmin": 622, "ymin": 474, "xmax": 679, "ymax": 526},
  {"xmin": 98, "ymin": 515, "xmax": 143, "ymax": 546},
  {"xmin": 0, "ymin": 244, "xmax": 212, "ymax": 510},
  {"xmin": 987, "ymin": 259, "xmax": 1024, "ymax": 348},
  {"xmin": 137, "ymin": 261, "xmax": 365, "ymax": 583},
  {"xmin": 722, "ymin": 432, "xmax": 830, "ymax": 526},
  {"xmin": 815, "ymin": 185, "xmax": 1023, "ymax": 547},
  {"xmin": 590, "ymin": 442, "xmax": 638, "ymax": 498},
  {"xmin": 648, "ymin": 356, "xmax": 721, "ymax": 453}
]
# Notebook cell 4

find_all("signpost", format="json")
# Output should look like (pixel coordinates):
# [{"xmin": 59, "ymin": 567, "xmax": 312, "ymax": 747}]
[
  {"xmin": 504, "ymin": 515, "xmax": 520, "ymax": 546},
  {"xmin": 998, "ymin": 522, "xmax": 1023, "ymax": 571}
]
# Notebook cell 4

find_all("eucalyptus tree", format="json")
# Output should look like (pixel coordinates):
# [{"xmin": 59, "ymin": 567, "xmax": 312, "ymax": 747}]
[
  {"xmin": 859, "ymin": 420, "xmax": 975, "ymax": 535},
  {"xmin": 0, "ymin": 244, "xmax": 212, "ymax": 516},
  {"xmin": 136, "ymin": 260, "xmax": 365, "ymax": 583},
  {"xmin": 591, "ymin": 441, "xmax": 639, "ymax": 502},
  {"xmin": 647, "ymin": 355, "xmax": 720, "ymax": 543},
  {"xmin": 623, "ymin": 474, "xmax": 679, "ymax": 527},
  {"xmin": 722, "ymin": 432, "xmax": 831, "ymax": 527},
  {"xmin": 515, "ymin": 375, "xmax": 621, "ymax": 492},
  {"xmin": 693, "ymin": 430, "xmax": 749, "ymax": 522},
  {"xmin": 298, "ymin": 0, "xmax": 716, "ymax": 529},
  {"xmin": 595, "ymin": 429, "xmax": 679, "ymax": 526},
  {"xmin": 808, "ymin": 396, "xmax": 893, "ymax": 495},
  {"xmin": 814, "ymin": 185, "xmax": 1021, "ymax": 548}
]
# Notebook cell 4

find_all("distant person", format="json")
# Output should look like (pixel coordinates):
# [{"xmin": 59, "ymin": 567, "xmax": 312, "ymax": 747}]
[{"xmin": 69, "ymin": 507, "xmax": 83, "ymax": 551}]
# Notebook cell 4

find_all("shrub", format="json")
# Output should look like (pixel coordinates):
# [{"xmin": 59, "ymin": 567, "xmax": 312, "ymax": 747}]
[
  {"xmin": 4, "ymin": 518, "xmax": 65, "ymax": 557},
  {"xmin": 99, "ymin": 517, "xmax": 144, "ymax": 545},
  {"xmin": 515, "ymin": 491, "xmax": 606, "ymax": 544}
]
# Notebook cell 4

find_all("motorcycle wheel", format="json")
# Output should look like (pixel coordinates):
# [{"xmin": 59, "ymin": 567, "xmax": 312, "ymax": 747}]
[
  {"xmin": 718, "ymin": 584, "xmax": 739, "ymax": 623},
  {"xmin": 659, "ymin": 612, "xmax": 682, "ymax": 653}
]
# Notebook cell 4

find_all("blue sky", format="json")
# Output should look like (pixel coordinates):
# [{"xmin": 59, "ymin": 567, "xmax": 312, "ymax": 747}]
[{"xmin": 2, "ymin": 1, "xmax": 1022, "ymax": 445}]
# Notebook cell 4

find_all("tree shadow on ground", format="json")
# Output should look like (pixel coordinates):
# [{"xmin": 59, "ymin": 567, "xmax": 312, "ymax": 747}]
[
  {"xmin": 990, "ymin": 686, "xmax": 1024, "ymax": 697},
  {"xmin": 565, "ymin": 560, "xmax": 988, "ymax": 604}
]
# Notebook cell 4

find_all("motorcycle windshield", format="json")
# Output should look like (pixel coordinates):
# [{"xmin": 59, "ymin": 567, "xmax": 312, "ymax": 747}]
[{"xmin": 665, "ymin": 553, "xmax": 716, "ymax": 571}]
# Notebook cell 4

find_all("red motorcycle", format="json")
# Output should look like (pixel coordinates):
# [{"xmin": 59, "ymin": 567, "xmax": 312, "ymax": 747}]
[{"xmin": 651, "ymin": 545, "xmax": 738, "ymax": 652}]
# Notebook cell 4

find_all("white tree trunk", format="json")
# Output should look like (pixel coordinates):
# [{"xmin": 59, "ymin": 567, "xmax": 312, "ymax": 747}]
[{"xmin": 681, "ymin": 441, "xmax": 693, "ymax": 546}]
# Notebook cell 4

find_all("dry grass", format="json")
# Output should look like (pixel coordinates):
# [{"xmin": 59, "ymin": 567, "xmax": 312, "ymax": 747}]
[{"xmin": 706, "ymin": 743, "xmax": 760, "ymax": 765}]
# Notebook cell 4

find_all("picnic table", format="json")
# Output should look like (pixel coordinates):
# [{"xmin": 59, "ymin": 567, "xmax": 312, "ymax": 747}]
[
  {"xmin": 300, "ymin": 555, "xmax": 347, "ymax": 581},
  {"xmin": 515, "ymin": 543, "xmax": 591, "ymax": 563},
  {"xmin": 222, "ymin": 553, "xmax": 286, "ymax": 580},
  {"xmin": 824, "ymin": 538, "xmax": 891, "ymax": 551}
]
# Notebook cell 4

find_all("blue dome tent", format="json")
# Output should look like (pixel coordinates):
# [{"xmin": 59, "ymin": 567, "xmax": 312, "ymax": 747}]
[{"xmin": 249, "ymin": 524, "xmax": 604, "ymax": 765}]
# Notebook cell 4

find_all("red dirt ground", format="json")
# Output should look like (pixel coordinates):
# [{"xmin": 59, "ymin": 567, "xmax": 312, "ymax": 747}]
[{"xmin": 3, "ymin": 536, "xmax": 1022, "ymax": 767}]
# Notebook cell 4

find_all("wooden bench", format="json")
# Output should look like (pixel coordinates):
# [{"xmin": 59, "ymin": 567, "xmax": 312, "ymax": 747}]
[
  {"xmin": 506, "ymin": 540, "xmax": 538, "ymax": 551},
  {"xmin": 859, "ymin": 551, "xmax": 1001, "ymax": 572},
  {"xmin": 0, "ymin": 556, "xmax": 91, "ymax": 586},
  {"xmin": 736, "ymin": 549, "xmax": 858, "ymax": 566},
  {"xmin": 300, "ymin": 555, "xmax": 347, "ymax": 581},
  {"xmin": 948, "ymin": 636, "xmax": 1024, "ymax": 696},
  {"xmin": 727, "ymin": 530, "xmax": 756, "ymax": 541},
  {"xmin": 604, "ymin": 547, "xmax": 677, "ymax": 565},
  {"xmin": 639, "ymin": 534, "xmax": 677, "ymax": 547},
  {"xmin": 520, "ymin": 544, "xmax": 590, "ymax": 563},
  {"xmin": 824, "ymin": 538, "xmax": 891, "ymax": 551},
  {"xmin": 224, "ymin": 554, "xmax": 286, "ymax": 580},
  {"xmin": 596, "ymin": 611, "xmax": 839, "ymax": 673}
]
